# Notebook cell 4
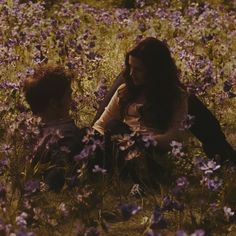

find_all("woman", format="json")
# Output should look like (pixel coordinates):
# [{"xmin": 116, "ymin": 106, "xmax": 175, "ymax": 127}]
[
  {"xmin": 93, "ymin": 37, "xmax": 236, "ymax": 166},
  {"xmin": 93, "ymin": 37, "xmax": 188, "ymax": 151},
  {"xmin": 92, "ymin": 37, "xmax": 192, "ymax": 188}
]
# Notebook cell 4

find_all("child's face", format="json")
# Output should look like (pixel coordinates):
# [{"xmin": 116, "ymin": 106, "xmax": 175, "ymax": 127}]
[{"xmin": 128, "ymin": 55, "xmax": 146, "ymax": 86}]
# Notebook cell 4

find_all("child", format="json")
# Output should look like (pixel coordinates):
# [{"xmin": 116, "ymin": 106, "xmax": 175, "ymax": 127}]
[{"xmin": 24, "ymin": 65, "xmax": 85, "ymax": 191}]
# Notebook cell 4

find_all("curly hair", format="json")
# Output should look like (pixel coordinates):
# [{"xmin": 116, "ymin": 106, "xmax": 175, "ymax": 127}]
[{"xmin": 23, "ymin": 65, "xmax": 73, "ymax": 114}]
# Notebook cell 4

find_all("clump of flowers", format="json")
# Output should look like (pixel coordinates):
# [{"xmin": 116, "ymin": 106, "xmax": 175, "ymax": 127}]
[
  {"xmin": 74, "ymin": 128, "xmax": 104, "ymax": 162},
  {"xmin": 169, "ymin": 141, "xmax": 185, "ymax": 158}
]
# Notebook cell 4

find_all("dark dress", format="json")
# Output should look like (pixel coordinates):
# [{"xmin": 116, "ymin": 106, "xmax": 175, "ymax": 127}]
[{"xmin": 93, "ymin": 72, "xmax": 236, "ymax": 165}]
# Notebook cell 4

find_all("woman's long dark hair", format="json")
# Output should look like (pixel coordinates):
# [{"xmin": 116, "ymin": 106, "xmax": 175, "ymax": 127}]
[{"xmin": 119, "ymin": 37, "xmax": 184, "ymax": 132}]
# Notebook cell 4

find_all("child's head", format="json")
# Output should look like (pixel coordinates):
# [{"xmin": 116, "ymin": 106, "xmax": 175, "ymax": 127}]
[{"xmin": 24, "ymin": 65, "xmax": 73, "ymax": 121}]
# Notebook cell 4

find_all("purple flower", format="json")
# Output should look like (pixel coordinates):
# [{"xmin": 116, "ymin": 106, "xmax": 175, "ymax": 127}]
[
  {"xmin": 115, "ymin": 8, "xmax": 129, "ymax": 22},
  {"xmin": 92, "ymin": 165, "xmax": 107, "ymax": 174},
  {"xmin": 223, "ymin": 206, "xmax": 234, "ymax": 221},
  {"xmin": 94, "ymin": 79, "xmax": 108, "ymax": 102},
  {"xmin": 180, "ymin": 114, "xmax": 195, "ymax": 130},
  {"xmin": 144, "ymin": 230, "xmax": 162, "ymax": 236},
  {"xmin": 84, "ymin": 227, "xmax": 100, "ymax": 236},
  {"xmin": 76, "ymin": 223, "xmax": 85, "ymax": 236},
  {"xmin": 73, "ymin": 17, "xmax": 80, "ymax": 27},
  {"xmin": 86, "ymin": 52, "xmax": 102, "ymax": 61},
  {"xmin": 118, "ymin": 203, "xmax": 141, "ymax": 220},
  {"xmin": 117, "ymin": 32, "xmax": 125, "ymax": 39},
  {"xmin": 176, "ymin": 177, "xmax": 189, "ymax": 189},
  {"xmin": 90, "ymin": 138, "xmax": 104, "ymax": 150},
  {"xmin": 0, "ymin": 81, "xmax": 20, "ymax": 90},
  {"xmin": 16, "ymin": 230, "xmax": 36, "ymax": 236},
  {"xmin": 191, "ymin": 229, "xmax": 205, "ymax": 236},
  {"xmin": 0, "ymin": 144, "xmax": 12, "ymax": 154},
  {"xmin": 150, "ymin": 206, "xmax": 168, "ymax": 230},
  {"xmin": 16, "ymin": 212, "xmax": 28, "ymax": 228},
  {"xmin": 186, "ymin": 3, "xmax": 199, "ymax": 16},
  {"xmin": 200, "ymin": 176, "xmax": 222, "ymax": 191},
  {"xmin": 0, "ymin": 219, "xmax": 6, "ymax": 235},
  {"xmin": 75, "ymin": 128, "xmax": 104, "ymax": 161},
  {"xmin": 170, "ymin": 10, "xmax": 182, "ymax": 27},
  {"xmin": 24, "ymin": 180, "xmax": 40, "ymax": 196},
  {"xmin": 161, "ymin": 196, "xmax": 183, "ymax": 212},
  {"xmin": 45, "ymin": 129, "xmax": 64, "ymax": 148},
  {"xmin": 198, "ymin": 160, "xmax": 220, "ymax": 174},
  {"xmin": 58, "ymin": 203, "xmax": 69, "ymax": 217},
  {"xmin": 169, "ymin": 141, "xmax": 185, "ymax": 158},
  {"xmin": 7, "ymin": 38, "xmax": 19, "ymax": 47},
  {"xmin": 141, "ymin": 134, "xmax": 158, "ymax": 148},
  {"xmin": 76, "ymin": 44, "xmax": 83, "ymax": 54},
  {"xmin": 176, "ymin": 230, "xmax": 187, "ymax": 236},
  {"xmin": 138, "ymin": 22, "xmax": 147, "ymax": 32},
  {"xmin": 135, "ymin": 0, "xmax": 146, "ymax": 8},
  {"xmin": 74, "ymin": 145, "xmax": 94, "ymax": 161},
  {"xmin": 170, "ymin": 140, "xmax": 182, "ymax": 150},
  {"xmin": 201, "ymin": 34, "xmax": 214, "ymax": 44},
  {"xmin": 194, "ymin": 157, "xmax": 206, "ymax": 168},
  {"xmin": 223, "ymin": 80, "xmax": 232, "ymax": 92},
  {"xmin": 155, "ymin": 8, "xmax": 168, "ymax": 19},
  {"xmin": 25, "ymin": 67, "xmax": 35, "ymax": 76},
  {"xmin": 82, "ymin": 128, "xmax": 103, "ymax": 146},
  {"xmin": 112, "ymin": 133, "xmax": 136, "ymax": 151}
]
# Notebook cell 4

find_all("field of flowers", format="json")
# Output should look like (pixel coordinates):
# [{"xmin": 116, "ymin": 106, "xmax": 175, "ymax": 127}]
[{"xmin": 0, "ymin": 0, "xmax": 236, "ymax": 235}]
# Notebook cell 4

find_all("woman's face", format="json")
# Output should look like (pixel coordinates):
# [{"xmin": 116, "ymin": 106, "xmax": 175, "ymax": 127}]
[{"xmin": 128, "ymin": 55, "xmax": 146, "ymax": 86}]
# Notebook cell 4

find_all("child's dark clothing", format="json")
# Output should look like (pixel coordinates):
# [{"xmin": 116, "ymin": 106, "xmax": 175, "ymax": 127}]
[{"xmin": 31, "ymin": 118, "xmax": 86, "ymax": 191}]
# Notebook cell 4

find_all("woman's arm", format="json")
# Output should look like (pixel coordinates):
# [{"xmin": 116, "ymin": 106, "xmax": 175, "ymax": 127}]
[
  {"xmin": 92, "ymin": 72, "xmax": 125, "ymax": 124},
  {"xmin": 93, "ymin": 84, "xmax": 125, "ymax": 134}
]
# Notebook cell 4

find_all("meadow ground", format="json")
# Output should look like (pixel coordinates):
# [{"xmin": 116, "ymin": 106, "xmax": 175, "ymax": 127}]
[{"xmin": 0, "ymin": 0, "xmax": 236, "ymax": 235}]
